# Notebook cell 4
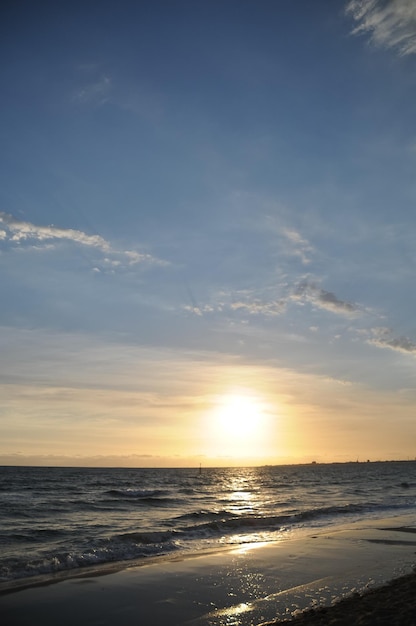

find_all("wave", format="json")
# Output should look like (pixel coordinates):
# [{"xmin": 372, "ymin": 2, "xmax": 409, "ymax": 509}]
[
  {"xmin": 113, "ymin": 502, "xmax": 413, "ymax": 548},
  {"xmin": 179, "ymin": 501, "xmax": 415, "ymax": 538},
  {"xmin": 117, "ymin": 530, "xmax": 179, "ymax": 545},
  {"xmin": 0, "ymin": 539, "xmax": 179, "ymax": 583},
  {"xmin": 174, "ymin": 509, "xmax": 235, "ymax": 522},
  {"xmin": 106, "ymin": 488, "xmax": 168, "ymax": 498},
  {"xmin": 104, "ymin": 488, "xmax": 181, "ymax": 506},
  {"xmin": 4, "ymin": 501, "xmax": 411, "ymax": 584},
  {"xmin": 2, "ymin": 463, "xmax": 415, "ymax": 587},
  {"xmin": 0, "ymin": 528, "xmax": 66, "ymax": 544}
]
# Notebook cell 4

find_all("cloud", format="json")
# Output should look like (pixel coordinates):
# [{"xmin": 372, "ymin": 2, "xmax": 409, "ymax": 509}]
[
  {"xmin": 183, "ymin": 289, "xmax": 286, "ymax": 319},
  {"xmin": 183, "ymin": 279, "xmax": 358, "ymax": 322},
  {"xmin": 124, "ymin": 250, "xmax": 164, "ymax": 266},
  {"xmin": 0, "ymin": 452, "xmax": 197, "ymax": 468},
  {"xmin": 368, "ymin": 326, "xmax": 416, "ymax": 353},
  {"xmin": 281, "ymin": 228, "xmax": 314, "ymax": 264},
  {"xmin": 0, "ymin": 212, "xmax": 168, "ymax": 269},
  {"xmin": 293, "ymin": 280, "xmax": 359, "ymax": 316},
  {"xmin": 73, "ymin": 74, "xmax": 112, "ymax": 105},
  {"xmin": 260, "ymin": 216, "xmax": 314, "ymax": 265},
  {"xmin": 346, "ymin": 0, "xmax": 416, "ymax": 56},
  {"xmin": 0, "ymin": 212, "xmax": 110, "ymax": 250},
  {"xmin": 229, "ymin": 299, "xmax": 285, "ymax": 317},
  {"xmin": 183, "ymin": 305, "xmax": 215, "ymax": 317}
]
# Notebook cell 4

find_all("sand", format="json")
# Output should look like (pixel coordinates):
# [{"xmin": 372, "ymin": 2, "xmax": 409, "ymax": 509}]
[
  {"xmin": 1, "ymin": 515, "xmax": 415, "ymax": 626},
  {"xmin": 265, "ymin": 570, "xmax": 416, "ymax": 626}
]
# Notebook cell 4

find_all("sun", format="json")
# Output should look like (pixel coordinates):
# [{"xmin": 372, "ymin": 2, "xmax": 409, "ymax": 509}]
[
  {"xmin": 201, "ymin": 388, "xmax": 276, "ymax": 462},
  {"xmin": 214, "ymin": 394, "xmax": 263, "ymax": 438},
  {"xmin": 206, "ymin": 390, "xmax": 270, "ymax": 450}
]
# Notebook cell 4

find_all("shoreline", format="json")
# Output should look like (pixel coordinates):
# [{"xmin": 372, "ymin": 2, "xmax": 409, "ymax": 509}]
[
  {"xmin": 1, "ymin": 513, "xmax": 415, "ymax": 625},
  {"xmin": 1, "ymin": 511, "xmax": 414, "ymax": 596}
]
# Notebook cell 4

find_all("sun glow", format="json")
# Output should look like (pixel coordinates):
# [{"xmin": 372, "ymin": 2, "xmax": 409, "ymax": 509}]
[
  {"xmin": 214, "ymin": 394, "xmax": 265, "ymax": 438},
  {"xmin": 204, "ymin": 390, "xmax": 272, "ymax": 460}
]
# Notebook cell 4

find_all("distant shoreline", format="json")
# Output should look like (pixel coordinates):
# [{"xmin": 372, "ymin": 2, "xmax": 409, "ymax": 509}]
[{"xmin": 1, "ymin": 459, "xmax": 415, "ymax": 469}]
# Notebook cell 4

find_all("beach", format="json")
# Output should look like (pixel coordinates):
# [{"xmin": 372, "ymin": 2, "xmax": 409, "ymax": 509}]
[
  {"xmin": 267, "ymin": 570, "xmax": 416, "ymax": 625},
  {"xmin": 1, "ymin": 514, "xmax": 415, "ymax": 626}
]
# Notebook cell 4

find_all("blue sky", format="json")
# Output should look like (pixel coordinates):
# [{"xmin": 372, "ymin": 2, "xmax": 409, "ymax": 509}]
[{"xmin": 1, "ymin": 0, "xmax": 416, "ymax": 466}]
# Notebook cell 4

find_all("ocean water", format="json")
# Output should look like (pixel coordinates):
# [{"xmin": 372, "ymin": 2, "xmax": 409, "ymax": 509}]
[{"xmin": 0, "ymin": 462, "xmax": 415, "ymax": 587}]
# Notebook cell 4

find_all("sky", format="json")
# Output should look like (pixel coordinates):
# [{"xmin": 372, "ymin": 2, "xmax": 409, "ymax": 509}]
[{"xmin": 1, "ymin": 0, "xmax": 416, "ymax": 467}]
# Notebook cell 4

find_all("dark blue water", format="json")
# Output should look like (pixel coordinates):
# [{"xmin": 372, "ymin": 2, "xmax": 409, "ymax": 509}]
[{"xmin": 1, "ymin": 462, "xmax": 415, "ymax": 586}]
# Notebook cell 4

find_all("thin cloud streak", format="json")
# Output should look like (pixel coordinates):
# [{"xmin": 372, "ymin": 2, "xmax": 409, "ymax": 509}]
[
  {"xmin": 73, "ymin": 74, "xmax": 112, "ymax": 105},
  {"xmin": 368, "ymin": 326, "xmax": 416, "ymax": 353},
  {"xmin": 346, "ymin": 0, "xmax": 416, "ymax": 56},
  {"xmin": 229, "ymin": 299, "xmax": 285, "ymax": 316},
  {"xmin": 257, "ymin": 213, "xmax": 315, "ymax": 266},
  {"xmin": 281, "ymin": 228, "xmax": 314, "ymax": 265},
  {"xmin": 183, "ymin": 279, "xmax": 361, "ymax": 323},
  {"xmin": 0, "ymin": 212, "xmax": 168, "ymax": 269},
  {"xmin": 293, "ymin": 280, "xmax": 359, "ymax": 316},
  {"xmin": 0, "ymin": 212, "xmax": 110, "ymax": 250}
]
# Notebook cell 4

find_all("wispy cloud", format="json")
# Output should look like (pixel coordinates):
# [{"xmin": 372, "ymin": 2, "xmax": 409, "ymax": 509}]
[
  {"xmin": 0, "ymin": 212, "xmax": 110, "ymax": 250},
  {"xmin": 229, "ymin": 299, "xmax": 285, "ymax": 317},
  {"xmin": 73, "ymin": 74, "xmax": 112, "ymax": 105},
  {"xmin": 183, "ymin": 288, "xmax": 286, "ymax": 319},
  {"xmin": 0, "ymin": 212, "xmax": 168, "ymax": 269},
  {"xmin": 281, "ymin": 227, "xmax": 314, "ymax": 264},
  {"xmin": 368, "ymin": 326, "xmax": 416, "ymax": 353},
  {"xmin": 183, "ymin": 279, "xmax": 360, "ymax": 321},
  {"xmin": 346, "ymin": 0, "xmax": 416, "ymax": 56},
  {"xmin": 259, "ymin": 213, "xmax": 315, "ymax": 265},
  {"xmin": 124, "ymin": 250, "xmax": 162, "ymax": 266},
  {"xmin": 71, "ymin": 65, "xmax": 163, "ymax": 122},
  {"xmin": 293, "ymin": 280, "xmax": 359, "ymax": 316},
  {"xmin": 183, "ymin": 305, "xmax": 215, "ymax": 317}
]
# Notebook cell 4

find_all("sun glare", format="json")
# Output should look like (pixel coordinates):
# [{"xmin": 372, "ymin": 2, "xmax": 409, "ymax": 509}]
[
  {"xmin": 202, "ymin": 390, "xmax": 273, "ymax": 463},
  {"xmin": 214, "ymin": 394, "xmax": 264, "ymax": 438}
]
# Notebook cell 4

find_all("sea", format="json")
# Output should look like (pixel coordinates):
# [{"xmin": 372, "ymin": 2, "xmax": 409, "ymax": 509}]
[{"xmin": 1, "ymin": 461, "xmax": 415, "ymax": 589}]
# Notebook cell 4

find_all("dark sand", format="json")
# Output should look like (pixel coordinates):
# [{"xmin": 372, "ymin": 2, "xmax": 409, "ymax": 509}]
[
  {"xmin": 265, "ymin": 570, "xmax": 416, "ymax": 626},
  {"xmin": 1, "ymin": 516, "xmax": 415, "ymax": 626}
]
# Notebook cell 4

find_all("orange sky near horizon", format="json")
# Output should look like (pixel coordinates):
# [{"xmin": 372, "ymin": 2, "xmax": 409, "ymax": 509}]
[{"xmin": 1, "ymin": 337, "xmax": 414, "ymax": 468}]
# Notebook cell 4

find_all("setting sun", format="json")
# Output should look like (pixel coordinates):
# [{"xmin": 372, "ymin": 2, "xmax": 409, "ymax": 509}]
[
  {"xmin": 202, "ymin": 389, "xmax": 274, "ymax": 461},
  {"xmin": 213, "ymin": 393, "xmax": 266, "ymax": 438}
]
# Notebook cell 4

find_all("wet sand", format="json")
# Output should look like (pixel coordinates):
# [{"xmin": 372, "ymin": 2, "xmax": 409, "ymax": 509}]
[
  {"xmin": 1, "ymin": 515, "xmax": 415, "ymax": 626},
  {"xmin": 266, "ymin": 569, "xmax": 416, "ymax": 626}
]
